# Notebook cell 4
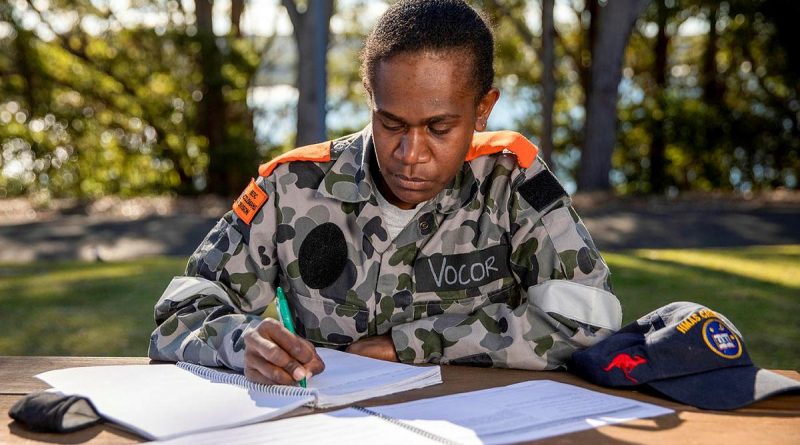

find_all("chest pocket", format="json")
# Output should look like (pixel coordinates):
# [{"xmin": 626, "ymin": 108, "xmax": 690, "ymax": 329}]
[{"xmin": 287, "ymin": 289, "xmax": 368, "ymax": 347}]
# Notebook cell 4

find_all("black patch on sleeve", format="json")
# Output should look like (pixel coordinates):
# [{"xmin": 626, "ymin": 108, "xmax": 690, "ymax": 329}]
[{"xmin": 518, "ymin": 170, "xmax": 567, "ymax": 211}]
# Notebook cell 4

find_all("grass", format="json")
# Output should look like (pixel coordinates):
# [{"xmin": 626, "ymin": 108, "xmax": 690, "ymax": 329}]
[{"xmin": 1, "ymin": 245, "xmax": 798, "ymax": 370}]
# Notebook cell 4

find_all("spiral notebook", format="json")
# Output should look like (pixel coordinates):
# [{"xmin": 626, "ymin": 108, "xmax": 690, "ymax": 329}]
[{"xmin": 35, "ymin": 348, "xmax": 441, "ymax": 440}]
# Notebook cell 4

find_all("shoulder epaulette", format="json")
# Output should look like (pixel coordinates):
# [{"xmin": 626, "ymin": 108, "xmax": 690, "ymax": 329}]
[
  {"xmin": 467, "ymin": 131, "xmax": 538, "ymax": 168},
  {"xmin": 258, "ymin": 140, "xmax": 332, "ymax": 178}
]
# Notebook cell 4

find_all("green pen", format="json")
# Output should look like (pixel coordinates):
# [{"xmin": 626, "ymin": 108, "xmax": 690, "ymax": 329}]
[{"xmin": 275, "ymin": 286, "xmax": 307, "ymax": 388}]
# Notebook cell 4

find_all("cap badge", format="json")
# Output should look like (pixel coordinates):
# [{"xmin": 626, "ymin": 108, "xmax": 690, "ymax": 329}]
[{"xmin": 702, "ymin": 318, "xmax": 743, "ymax": 359}]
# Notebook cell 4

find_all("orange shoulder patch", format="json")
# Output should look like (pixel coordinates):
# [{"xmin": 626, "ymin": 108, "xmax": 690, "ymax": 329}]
[
  {"xmin": 258, "ymin": 141, "xmax": 332, "ymax": 178},
  {"xmin": 233, "ymin": 178, "xmax": 268, "ymax": 225},
  {"xmin": 467, "ymin": 131, "xmax": 539, "ymax": 168}
]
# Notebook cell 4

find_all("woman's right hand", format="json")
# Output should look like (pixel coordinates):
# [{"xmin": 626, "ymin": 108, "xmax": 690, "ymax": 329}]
[{"xmin": 243, "ymin": 318, "xmax": 325, "ymax": 385}]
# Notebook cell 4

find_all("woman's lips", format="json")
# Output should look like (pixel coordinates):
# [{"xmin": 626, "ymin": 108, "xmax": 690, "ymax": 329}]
[{"xmin": 392, "ymin": 174, "xmax": 431, "ymax": 191}]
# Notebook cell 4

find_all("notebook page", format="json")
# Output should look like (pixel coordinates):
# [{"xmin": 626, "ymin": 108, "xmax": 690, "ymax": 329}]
[
  {"xmin": 36, "ymin": 364, "xmax": 314, "ymax": 440},
  {"xmin": 370, "ymin": 380, "xmax": 674, "ymax": 445},
  {"xmin": 309, "ymin": 348, "xmax": 442, "ymax": 407}
]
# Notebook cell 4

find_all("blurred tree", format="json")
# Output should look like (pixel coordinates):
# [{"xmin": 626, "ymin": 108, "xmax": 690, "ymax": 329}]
[
  {"xmin": 0, "ymin": 0, "xmax": 265, "ymax": 197},
  {"xmin": 540, "ymin": 0, "xmax": 556, "ymax": 169},
  {"xmin": 196, "ymin": 0, "xmax": 260, "ymax": 195},
  {"xmin": 1, "ymin": 0, "xmax": 797, "ymax": 200},
  {"xmin": 615, "ymin": 0, "xmax": 799, "ymax": 193},
  {"xmin": 647, "ymin": 0, "xmax": 671, "ymax": 194},
  {"xmin": 477, "ymin": 0, "xmax": 551, "ymax": 167},
  {"xmin": 578, "ymin": 0, "xmax": 650, "ymax": 191},
  {"xmin": 282, "ymin": 0, "xmax": 334, "ymax": 146}
]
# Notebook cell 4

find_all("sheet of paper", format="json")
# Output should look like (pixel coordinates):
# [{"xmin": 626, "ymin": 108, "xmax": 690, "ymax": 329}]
[
  {"xmin": 371, "ymin": 380, "xmax": 674, "ymax": 445},
  {"xmin": 312, "ymin": 348, "xmax": 441, "ymax": 406},
  {"xmin": 148, "ymin": 380, "xmax": 673, "ymax": 445},
  {"xmin": 150, "ymin": 408, "xmax": 460, "ymax": 445}
]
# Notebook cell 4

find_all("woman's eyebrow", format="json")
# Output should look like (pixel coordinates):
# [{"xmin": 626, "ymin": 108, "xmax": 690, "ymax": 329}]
[
  {"xmin": 423, "ymin": 114, "xmax": 461, "ymax": 124},
  {"xmin": 376, "ymin": 109, "xmax": 461, "ymax": 124},
  {"xmin": 375, "ymin": 109, "xmax": 406, "ymax": 123}
]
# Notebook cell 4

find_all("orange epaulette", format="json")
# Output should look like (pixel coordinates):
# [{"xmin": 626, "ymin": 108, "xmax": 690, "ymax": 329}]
[
  {"xmin": 466, "ymin": 131, "xmax": 539, "ymax": 168},
  {"xmin": 258, "ymin": 140, "xmax": 333, "ymax": 178}
]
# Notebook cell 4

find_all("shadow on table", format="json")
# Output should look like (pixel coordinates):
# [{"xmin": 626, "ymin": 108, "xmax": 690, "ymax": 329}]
[{"xmin": 8, "ymin": 419, "xmax": 143, "ymax": 444}]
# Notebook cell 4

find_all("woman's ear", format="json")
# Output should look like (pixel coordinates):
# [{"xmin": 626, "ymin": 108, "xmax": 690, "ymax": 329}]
[{"xmin": 475, "ymin": 88, "xmax": 500, "ymax": 131}]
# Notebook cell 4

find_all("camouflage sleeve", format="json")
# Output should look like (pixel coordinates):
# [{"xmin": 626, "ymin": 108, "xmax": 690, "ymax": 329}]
[
  {"xmin": 147, "ymin": 176, "xmax": 279, "ymax": 372},
  {"xmin": 391, "ymin": 161, "xmax": 622, "ymax": 370}
]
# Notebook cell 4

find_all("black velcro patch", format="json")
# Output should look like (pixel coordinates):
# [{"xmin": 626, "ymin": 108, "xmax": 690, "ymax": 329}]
[
  {"xmin": 298, "ymin": 222, "xmax": 348, "ymax": 289},
  {"xmin": 518, "ymin": 170, "xmax": 567, "ymax": 211}
]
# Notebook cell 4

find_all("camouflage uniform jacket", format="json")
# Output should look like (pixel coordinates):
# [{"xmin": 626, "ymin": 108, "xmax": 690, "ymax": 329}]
[{"xmin": 148, "ymin": 126, "xmax": 622, "ymax": 372}]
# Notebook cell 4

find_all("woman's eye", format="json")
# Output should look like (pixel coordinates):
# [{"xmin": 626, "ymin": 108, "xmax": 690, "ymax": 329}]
[{"xmin": 382, "ymin": 121, "xmax": 404, "ymax": 132}]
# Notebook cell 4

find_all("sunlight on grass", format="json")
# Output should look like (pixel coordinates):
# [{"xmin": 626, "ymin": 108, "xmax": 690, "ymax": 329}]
[
  {"xmin": 0, "ymin": 257, "xmax": 188, "ymax": 356},
  {"xmin": 633, "ymin": 245, "xmax": 800, "ymax": 289}
]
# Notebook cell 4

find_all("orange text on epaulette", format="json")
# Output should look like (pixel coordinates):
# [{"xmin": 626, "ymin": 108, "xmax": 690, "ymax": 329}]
[{"xmin": 233, "ymin": 178, "xmax": 268, "ymax": 225}]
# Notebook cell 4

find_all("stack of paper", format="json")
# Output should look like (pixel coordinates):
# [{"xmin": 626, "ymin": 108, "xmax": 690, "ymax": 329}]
[{"xmin": 151, "ymin": 380, "xmax": 674, "ymax": 445}]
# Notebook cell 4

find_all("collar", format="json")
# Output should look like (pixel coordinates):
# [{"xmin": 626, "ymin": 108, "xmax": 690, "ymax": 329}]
[{"xmin": 316, "ymin": 125, "xmax": 478, "ymax": 214}]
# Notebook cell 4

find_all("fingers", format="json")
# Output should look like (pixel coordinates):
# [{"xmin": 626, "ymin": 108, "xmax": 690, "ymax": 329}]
[
  {"xmin": 258, "ymin": 319, "xmax": 316, "ymax": 365},
  {"xmin": 244, "ymin": 332, "xmax": 300, "ymax": 385},
  {"xmin": 300, "ymin": 337, "xmax": 326, "ymax": 375},
  {"xmin": 243, "ymin": 318, "xmax": 325, "ymax": 385}
]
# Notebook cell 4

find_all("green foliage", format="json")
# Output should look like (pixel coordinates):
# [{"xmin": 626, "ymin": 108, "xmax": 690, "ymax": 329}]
[
  {"xmin": 1, "ymin": 0, "xmax": 797, "ymax": 198},
  {"xmin": 616, "ymin": 0, "xmax": 800, "ymax": 193},
  {"xmin": 0, "ymin": 0, "xmax": 263, "ymax": 198}
]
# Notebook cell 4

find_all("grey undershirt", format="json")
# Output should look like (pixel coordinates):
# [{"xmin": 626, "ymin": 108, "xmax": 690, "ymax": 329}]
[{"xmin": 374, "ymin": 188, "xmax": 422, "ymax": 240}]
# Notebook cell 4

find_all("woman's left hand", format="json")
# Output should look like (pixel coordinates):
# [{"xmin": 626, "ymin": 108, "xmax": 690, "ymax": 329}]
[{"xmin": 345, "ymin": 334, "xmax": 399, "ymax": 362}]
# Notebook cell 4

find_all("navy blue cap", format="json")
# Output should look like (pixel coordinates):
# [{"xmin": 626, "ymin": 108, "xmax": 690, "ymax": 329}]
[{"xmin": 571, "ymin": 301, "xmax": 800, "ymax": 410}]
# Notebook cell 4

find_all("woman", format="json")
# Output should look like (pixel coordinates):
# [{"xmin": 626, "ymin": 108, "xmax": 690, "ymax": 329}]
[{"xmin": 149, "ymin": 0, "xmax": 621, "ymax": 386}]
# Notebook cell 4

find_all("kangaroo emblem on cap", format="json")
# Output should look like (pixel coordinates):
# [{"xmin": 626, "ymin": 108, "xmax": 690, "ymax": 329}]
[{"xmin": 603, "ymin": 353, "xmax": 648, "ymax": 383}]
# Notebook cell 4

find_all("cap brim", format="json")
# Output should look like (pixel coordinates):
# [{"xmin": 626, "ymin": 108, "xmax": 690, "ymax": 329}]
[{"xmin": 647, "ymin": 366, "xmax": 800, "ymax": 410}]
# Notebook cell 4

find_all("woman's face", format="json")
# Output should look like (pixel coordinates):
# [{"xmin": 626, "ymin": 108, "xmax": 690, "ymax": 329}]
[{"xmin": 369, "ymin": 50, "xmax": 499, "ymax": 209}]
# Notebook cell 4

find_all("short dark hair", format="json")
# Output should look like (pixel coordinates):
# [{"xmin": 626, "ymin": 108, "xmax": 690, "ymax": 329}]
[{"xmin": 360, "ymin": 0, "xmax": 495, "ymax": 101}]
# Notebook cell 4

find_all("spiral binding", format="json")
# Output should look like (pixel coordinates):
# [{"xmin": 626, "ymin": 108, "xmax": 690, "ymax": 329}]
[
  {"xmin": 177, "ymin": 362, "xmax": 315, "ymax": 398},
  {"xmin": 352, "ymin": 406, "xmax": 462, "ymax": 445}
]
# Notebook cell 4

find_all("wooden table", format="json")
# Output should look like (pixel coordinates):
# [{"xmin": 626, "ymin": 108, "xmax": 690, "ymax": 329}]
[{"xmin": 2, "ymin": 356, "xmax": 799, "ymax": 444}]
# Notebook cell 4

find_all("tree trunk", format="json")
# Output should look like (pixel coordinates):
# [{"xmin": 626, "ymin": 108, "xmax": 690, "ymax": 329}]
[
  {"xmin": 579, "ymin": 0, "xmax": 600, "ymax": 99},
  {"xmin": 283, "ymin": 0, "xmax": 333, "ymax": 147},
  {"xmin": 231, "ymin": 0, "xmax": 245, "ymax": 37},
  {"xmin": 578, "ymin": 0, "xmax": 650, "ymax": 192},
  {"xmin": 702, "ymin": 3, "xmax": 722, "ymax": 104},
  {"xmin": 196, "ymin": 0, "xmax": 230, "ymax": 195},
  {"xmin": 650, "ymin": 0, "xmax": 669, "ymax": 194},
  {"xmin": 15, "ymin": 28, "xmax": 42, "ymax": 160},
  {"xmin": 540, "ymin": 0, "xmax": 555, "ymax": 170}
]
